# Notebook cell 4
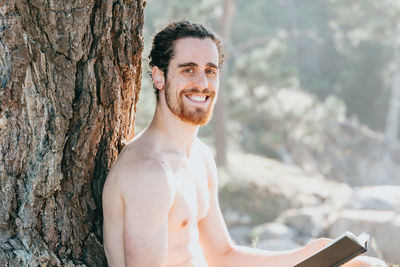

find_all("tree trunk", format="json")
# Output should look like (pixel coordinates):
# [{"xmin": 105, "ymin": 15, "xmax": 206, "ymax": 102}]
[
  {"xmin": 215, "ymin": 0, "xmax": 236, "ymax": 167},
  {"xmin": 385, "ymin": 48, "xmax": 400, "ymax": 144},
  {"xmin": 0, "ymin": 0, "xmax": 144, "ymax": 266}
]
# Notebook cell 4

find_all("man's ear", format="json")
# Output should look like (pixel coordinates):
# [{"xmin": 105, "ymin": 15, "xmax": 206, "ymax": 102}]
[{"xmin": 152, "ymin": 66, "xmax": 165, "ymax": 90}]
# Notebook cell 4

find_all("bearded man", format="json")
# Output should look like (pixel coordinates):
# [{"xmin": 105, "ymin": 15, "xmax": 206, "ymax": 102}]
[{"xmin": 102, "ymin": 20, "xmax": 387, "ymax": 267}]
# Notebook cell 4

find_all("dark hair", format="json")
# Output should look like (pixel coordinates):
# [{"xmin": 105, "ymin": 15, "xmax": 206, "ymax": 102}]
[{"xmin": 148, "ymin": 20, "xmax": 224, "ymax": 98}]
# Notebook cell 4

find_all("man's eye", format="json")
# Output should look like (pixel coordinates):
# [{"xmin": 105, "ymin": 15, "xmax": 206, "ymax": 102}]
[
  {"xmin": 206, "ymin": 69, "xmax": 216, "ymax": 75},
  {"xmin": 183, "ymin": 68, "xmax": 193, "ymax": 74}
]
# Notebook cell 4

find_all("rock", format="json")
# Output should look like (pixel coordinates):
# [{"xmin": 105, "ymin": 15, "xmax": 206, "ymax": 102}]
[
  {"xmin": 252, "ymin": 222, "xmax": 296, "ymax": 241},
  {"xmin": 286, "ymin": 118, "xmax": 400, "ymax": 186},
  {"xmin": 220, "ymin": 180, "xmax": 293, "ymax": 226},
  {"xmin": 256, "ymin": 238, "xmax": 301, "ymax": 251},
  {"xmin": 220, "ymin": 152, "xmax": 353, "ymax": 225},
  {"xmin": 229, "ymin": 225, "xmax": 253, "ymax": 246},
  {"xmin": 220, "ymin": 151, "xmax": 398, "ymax": 263},
  {"xmin": 252, "ymin": 222, "xmax": 301, "ymax": 250},
  {"xmin": 276, "ymin": 207, "xmax": 331, "ymax": 239},
  {"xmin": 223, "ymin": 208, "xmax": 252, "ymax": 227},
  {"xmin": 344, "ymin": 186, "xmax": 400, "ymax": 211},
  {"xmin": 328, "ymin": 209, "xmax": 400, "ymax": 264}
]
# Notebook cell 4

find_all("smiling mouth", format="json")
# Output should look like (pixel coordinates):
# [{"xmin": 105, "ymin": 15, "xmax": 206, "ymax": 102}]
[{"xmin": 185, "ymin": 94, "xmax": 210, "ymax": 103}]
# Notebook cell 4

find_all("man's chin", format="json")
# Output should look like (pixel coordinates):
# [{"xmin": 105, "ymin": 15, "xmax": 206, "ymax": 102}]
[
  {"xmin": 177, "ymin": 109, "xmax": 213, "ymax": 126},
  {"xmin": 167, "ymin": 99, "xmax": 215, "ymax": 126},
  {"xmin": 171, "ymin": 102, "xmax": 210, "ymax": 125},
  {"xmin": 180, "ymin": 115, "xmax": 212, "ymax": 126}
]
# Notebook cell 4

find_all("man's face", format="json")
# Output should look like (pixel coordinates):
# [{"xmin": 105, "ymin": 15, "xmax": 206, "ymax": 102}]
[{"xmin": 164, "ymin": 37, "xmax": 220, "ymax": 126}]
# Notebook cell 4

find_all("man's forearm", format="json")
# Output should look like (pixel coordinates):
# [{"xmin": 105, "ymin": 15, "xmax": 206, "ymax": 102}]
[{"xmin": 220, "ymin": 244, "xmax": 311, "ymax": 267}]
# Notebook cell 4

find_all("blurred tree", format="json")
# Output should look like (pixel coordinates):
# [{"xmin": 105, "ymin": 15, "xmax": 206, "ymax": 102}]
[
  {"xmin": 387, "ymin": 50, "xmax": 400, "ymax": 143},
  {"xmin": 330, "ymin": 0, "xmax": 400, "ymax": 142},
  {"xmin": 0, "ymin": 0, "xmax": 144, "ymax": 265},
  {"xmin": 215, "ymin": 0, "xmax": 236, "ymax": 166}
]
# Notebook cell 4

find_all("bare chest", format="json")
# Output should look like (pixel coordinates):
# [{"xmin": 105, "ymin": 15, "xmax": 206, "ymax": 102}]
[{"xmin": 167, "ymin": 161, "xmax": 210, "ymax": 231}]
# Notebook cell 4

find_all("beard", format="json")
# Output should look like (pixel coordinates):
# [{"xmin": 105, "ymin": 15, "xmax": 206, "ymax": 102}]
[{"xmin": 165, "ymin": 83, "xmax": 217, "ymax": 126}]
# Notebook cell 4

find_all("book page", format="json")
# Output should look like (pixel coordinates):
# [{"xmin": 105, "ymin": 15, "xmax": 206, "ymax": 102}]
[{"xmin": 357, "ymin": 232, "xmax": 369, "ymax": 248}]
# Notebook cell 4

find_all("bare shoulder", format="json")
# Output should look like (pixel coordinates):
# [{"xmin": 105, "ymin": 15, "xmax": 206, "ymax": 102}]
[
  {"xmin": 195, "ymin": 138, "xmax": 216, "ymax": 163},
  {"xmin": 194, "ymin": 138, "xmax": 218, "ymax": 183},
  {"xmin": 103, "ymin": 140, "xmax": 175, "ymax": 212}
]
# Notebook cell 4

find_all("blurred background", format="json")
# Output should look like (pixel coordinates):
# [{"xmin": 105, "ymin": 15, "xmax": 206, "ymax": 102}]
[{"xmin": 136, "ymin": 0, "xmax": 400, "ymax": 265}]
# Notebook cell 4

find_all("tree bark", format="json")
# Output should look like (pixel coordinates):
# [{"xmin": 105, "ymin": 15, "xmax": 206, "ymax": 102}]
[
  {"xmin": 215, "ymin": 0, "xmax": 235, "ymax": 167},
  {"xmin": 0, "ymin": 0, "xmax": 144, "ymax": 266},
  {"xmin": 385, "ymin": 48, "xmax": 400, "ymax": 144}
]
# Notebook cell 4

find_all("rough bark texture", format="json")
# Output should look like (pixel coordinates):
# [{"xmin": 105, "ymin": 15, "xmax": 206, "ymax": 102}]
[{"xmin": 0, "ymin": 0, "xmax": 145, "ymax": 265}]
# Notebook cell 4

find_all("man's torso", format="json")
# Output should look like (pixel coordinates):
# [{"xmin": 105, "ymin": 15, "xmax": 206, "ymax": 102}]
[
  {"xmin": 163, "ymin": 144, "xmax": 210, "ymax": 266},
  {"xmin": 103, "ymin": 135, "xmax": 212, "ymax": 266}
]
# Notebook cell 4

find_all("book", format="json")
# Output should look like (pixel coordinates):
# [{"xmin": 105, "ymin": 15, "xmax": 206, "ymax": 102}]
[{"xmin": 294, "ymin": 232, "xmax": 369, "ymax": 267}]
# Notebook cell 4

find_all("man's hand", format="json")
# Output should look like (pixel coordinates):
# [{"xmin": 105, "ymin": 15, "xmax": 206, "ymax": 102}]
[
  {"xmin": 304, "ymin": 238, "xmax": 388, "ymax": 267},
  {"xmin": 304, "ymin": 238, "xmax": 332, "ymax": 254}
]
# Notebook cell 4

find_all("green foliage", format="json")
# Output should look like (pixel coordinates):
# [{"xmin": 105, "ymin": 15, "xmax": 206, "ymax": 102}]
[
  {"xmin": 234, "ymin": 39, "xmax": 297, "ymax": 90},
  {"xmin": 330, "ymin": 0, "xmax": 400, "ymax": 45},
  {"xmin": 329, "ymin": 0, "xmax": 399, "ymax": 130}
]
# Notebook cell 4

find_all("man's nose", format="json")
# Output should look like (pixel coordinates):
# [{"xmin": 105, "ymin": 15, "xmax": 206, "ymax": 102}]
[{"xmin": 194, "ymin": 73, "xmax": 209, "ymax": 89}]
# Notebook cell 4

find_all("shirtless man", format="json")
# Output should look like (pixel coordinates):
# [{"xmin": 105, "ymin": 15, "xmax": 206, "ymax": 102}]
[{"xmin": 102, "ymin": 20, "xmax": 387, "ymax": 267}]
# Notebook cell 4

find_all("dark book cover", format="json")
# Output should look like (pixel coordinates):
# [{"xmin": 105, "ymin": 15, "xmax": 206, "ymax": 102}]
[{"xmin": 294, "ymin": 232, "xmax": 369, "ymax": 267}]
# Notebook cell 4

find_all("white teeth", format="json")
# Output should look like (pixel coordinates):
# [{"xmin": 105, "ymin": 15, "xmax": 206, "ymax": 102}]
[{"xmin": 188, "ymin": 95, "xmax": 206, "ymax": 102}]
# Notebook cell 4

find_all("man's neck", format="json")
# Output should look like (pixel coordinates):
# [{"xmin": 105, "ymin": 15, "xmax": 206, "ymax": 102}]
[{"xmin": 148, "ymin": 102, "xmax": 199, "ymax": 158}]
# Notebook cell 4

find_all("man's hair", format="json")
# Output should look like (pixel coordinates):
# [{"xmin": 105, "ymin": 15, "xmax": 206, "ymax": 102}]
[{"xmin": 148, "ymin": 20, "xmax": 224, "ymax": 98}]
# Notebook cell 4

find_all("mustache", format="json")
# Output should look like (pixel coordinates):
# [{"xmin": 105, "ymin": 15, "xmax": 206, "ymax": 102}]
[{"xmin": 180, "ymin": 88, "xmax": 216, "ymax": 97}]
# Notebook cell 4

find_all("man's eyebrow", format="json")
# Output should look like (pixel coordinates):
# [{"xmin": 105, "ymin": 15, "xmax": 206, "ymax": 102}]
[
  {"xmin": 206, "ymin": 63, "xmax": 218, "ymax": 69},
  {"xmin": 177, "ymin": 62, "xmax": 219, "ymax": 68},
  {"xmin": 177, "ymin": 62, "xmax": 198, "ymax": 68}
]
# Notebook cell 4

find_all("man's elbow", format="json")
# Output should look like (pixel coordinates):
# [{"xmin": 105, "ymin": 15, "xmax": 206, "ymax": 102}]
[
  {"xmin": 221, "ymin": 243, "xmax": 235, "ymax": 258},
  {"xmin": 205, "ymin": 243, "xmax": 236, "ymax": 266}
]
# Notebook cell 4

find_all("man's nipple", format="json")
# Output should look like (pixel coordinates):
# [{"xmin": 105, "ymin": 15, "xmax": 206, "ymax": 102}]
[{"xmin": 181, "ymin": 219, "xmax": 188, "ymax": 228}]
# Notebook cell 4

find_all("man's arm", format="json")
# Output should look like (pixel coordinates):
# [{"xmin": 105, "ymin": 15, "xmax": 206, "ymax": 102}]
[
  {"xmin": 103, "ymin": 159, "xmax": 174, "ymax": 267},
  {"xmin": 197, "ymin": 145, "xmax": 332, "ymax": 267},
  {"xmin": 197, "ymin": 145, "xmax": 387, "ymax": 267}
]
